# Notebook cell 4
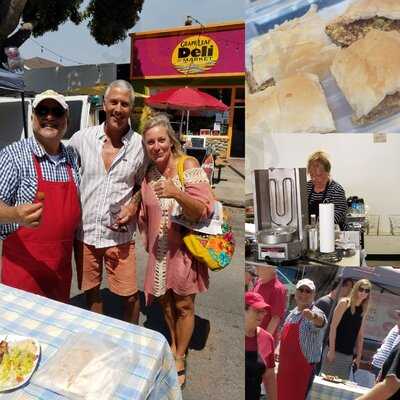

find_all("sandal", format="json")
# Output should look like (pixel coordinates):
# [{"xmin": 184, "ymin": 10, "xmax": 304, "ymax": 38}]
[{"xmin": 175, "ymin": 355, "xmax": 187, "ymax": 389}]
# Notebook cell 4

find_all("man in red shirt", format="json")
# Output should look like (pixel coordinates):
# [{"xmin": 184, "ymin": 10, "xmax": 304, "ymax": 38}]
[
  {"xmin": 245, "ymin": 292, "xmax": 277, "ymax": 400},
  {"xmin": 251, "ymin": 266, "xmax": 288, "ymax": 342}
]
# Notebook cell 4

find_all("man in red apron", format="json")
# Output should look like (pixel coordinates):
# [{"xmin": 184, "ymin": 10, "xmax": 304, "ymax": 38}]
[
  {"xmin": 277, "ymin": 279, "xmax": 326, "ymax": 400},
  {"xmin": 0, "ymin": 90, "xmax": 80, "ymax": 303}
]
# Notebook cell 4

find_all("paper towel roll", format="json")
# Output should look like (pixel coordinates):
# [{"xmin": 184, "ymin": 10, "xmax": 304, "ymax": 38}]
[{"xmin": 319, "ymin": 203, "xmax": 335, "ymax": 253}]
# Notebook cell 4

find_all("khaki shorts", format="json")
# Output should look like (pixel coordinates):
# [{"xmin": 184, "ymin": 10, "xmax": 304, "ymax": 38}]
[{"xmin": 75, "ymin": 240, "xmax": 137, "ymax": 297}]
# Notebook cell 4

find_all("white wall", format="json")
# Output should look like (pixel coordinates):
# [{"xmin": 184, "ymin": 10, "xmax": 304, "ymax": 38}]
[{"xmin": 246, "ymin": 133, "xmax": 400, "ymax": 216}]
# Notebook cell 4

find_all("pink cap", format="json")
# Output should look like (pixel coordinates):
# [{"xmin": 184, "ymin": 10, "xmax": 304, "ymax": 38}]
[{"xmin": 245, "ymin": 292, "xmax": 271, "ymax": 311}]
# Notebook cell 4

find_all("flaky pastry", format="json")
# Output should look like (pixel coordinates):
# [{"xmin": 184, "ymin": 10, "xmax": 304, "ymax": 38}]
[
  {"xmin": 326, "ymin": 0, "xmax": 400, "ymax": 46},
  {"xmin": 249, "ymin": 6, "xmax": 337, "ymax": 92},
  {"xmin": 331, "ymin": 29, "xmax": 400, "ymax": 124},
  {"xmin": 247, "ymin": 73, "xmax": 335, "ymax": 133}
]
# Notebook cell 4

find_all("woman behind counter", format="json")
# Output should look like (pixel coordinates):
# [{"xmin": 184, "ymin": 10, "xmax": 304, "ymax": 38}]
[
  {"xmin": 321, "ymin": 279, "xmax": 372, "ymax": 380},
  {"xmin": 139, "ymin": 113, "xmax": 214, "ymax": 388},
  {"xmin": 307, "ymin": 151, "xmax": 348, "ymax": 230}
]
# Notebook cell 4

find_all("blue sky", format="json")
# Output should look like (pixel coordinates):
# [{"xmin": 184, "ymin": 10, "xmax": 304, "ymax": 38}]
[{"xmin": 20, "ymin": 0, "xmax": 245, "ymax": 66}]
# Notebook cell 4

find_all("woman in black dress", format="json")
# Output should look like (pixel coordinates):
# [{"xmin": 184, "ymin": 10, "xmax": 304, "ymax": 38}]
[{"xmin": 321, "ymin": 279, "xmax": 371, "ymax": 379}]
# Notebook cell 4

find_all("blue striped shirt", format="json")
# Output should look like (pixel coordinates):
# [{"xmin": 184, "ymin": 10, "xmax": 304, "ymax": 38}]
[
  {"xmin": 307, "ymin": 179, "xmax": 348, "ymax": 229},
  {"xmin": 0, "ymin": 137, "xmax": 79, "ymax": 239},
  {"xmin": 283, "ymin": 305, "xmax": 327, "ymax": 363},
  {"xmin": 372, "ymin": 325, "xmax": 400, "ymax": 369}
]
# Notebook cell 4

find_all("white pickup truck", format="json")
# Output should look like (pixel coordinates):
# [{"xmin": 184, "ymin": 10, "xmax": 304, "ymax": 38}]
[{"xmin": 0, "ymin": 95, "xmax": 97, "ymax": 149}]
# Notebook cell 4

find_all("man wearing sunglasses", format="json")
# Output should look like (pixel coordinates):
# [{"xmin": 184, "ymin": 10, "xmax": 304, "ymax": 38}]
[
  {"xmin": 69, "ymin": 80, "xmax": 145, "ymax": 324},
  {"xmin": 277, "ymin": 278, "xmax": 327, "ymax": 400},
  {"xmin": 0, "ymin": 90, "xmax": 80, "ymax": 303}
]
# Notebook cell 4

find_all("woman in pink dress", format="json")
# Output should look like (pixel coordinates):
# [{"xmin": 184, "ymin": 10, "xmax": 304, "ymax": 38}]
[{"xmin": 139, "ymin": 113, "xmax": 214, "ymax": 388}]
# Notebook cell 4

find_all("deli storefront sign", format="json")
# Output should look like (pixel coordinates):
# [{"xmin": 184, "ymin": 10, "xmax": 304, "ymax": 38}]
[
  {"xmin": 130, "ymin": 24, "xmax": 244, "ymax": 79},
  {"xmin": 171, "ymin": 35, "xmax": 219, "ymax": 74}
]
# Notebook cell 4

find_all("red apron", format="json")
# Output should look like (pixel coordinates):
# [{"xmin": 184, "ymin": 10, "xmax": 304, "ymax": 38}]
[
  {"xmin": 2, "ymin": 155, "xmax": 80, "ymax": 303},
  {"xmin": 277, "ymin": 318, "xmax": 314, "ymax": 400}
]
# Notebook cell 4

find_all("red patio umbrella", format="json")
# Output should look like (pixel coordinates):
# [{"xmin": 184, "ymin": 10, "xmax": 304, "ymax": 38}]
[{"xmin": 146, "ymin": 87, "xmax": 229, "ymax": 134}]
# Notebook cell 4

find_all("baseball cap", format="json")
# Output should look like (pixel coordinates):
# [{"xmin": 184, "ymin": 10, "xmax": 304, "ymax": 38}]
[
  {"xmin": 296, "ymin": 278, "xmax": 316, "ymax": 291},
  {"xmin": 32, "ymin": 90, "xmax": 69, "ymax": 111},
  {"xmin": 245, "ymin": 292, "xmax": 271, "ymax": 311}
]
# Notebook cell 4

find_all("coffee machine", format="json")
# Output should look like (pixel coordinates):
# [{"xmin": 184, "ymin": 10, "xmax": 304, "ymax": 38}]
[{"xmin": 253, "ymin": 168, "xmax": 309, "ymax": 263}]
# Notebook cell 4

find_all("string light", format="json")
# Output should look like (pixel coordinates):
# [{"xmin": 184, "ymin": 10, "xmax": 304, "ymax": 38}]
[{"xmin": 29, "ymin": 38, "xmax": 85, "ymax": 65}]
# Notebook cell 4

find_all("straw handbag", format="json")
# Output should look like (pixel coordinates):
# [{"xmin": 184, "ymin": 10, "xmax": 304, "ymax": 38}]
[{"xmin": 174, "ymin": 156, "xmax": 235, "ymax": 271}]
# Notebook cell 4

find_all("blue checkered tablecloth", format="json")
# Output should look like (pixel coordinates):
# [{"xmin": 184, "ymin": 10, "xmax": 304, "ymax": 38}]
[
  {"xmin": 0, "ymin": 284, "xmax": 181, "ymax": 400},
  {"xmin": 308, "ymin": 376, "xmax": 369, "ymax": 400}
]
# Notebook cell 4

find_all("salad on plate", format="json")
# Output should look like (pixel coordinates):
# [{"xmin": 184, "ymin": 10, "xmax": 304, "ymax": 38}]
[{"xmin": 0, "ymin": 335, "xmax": 40, "ymax": 391}]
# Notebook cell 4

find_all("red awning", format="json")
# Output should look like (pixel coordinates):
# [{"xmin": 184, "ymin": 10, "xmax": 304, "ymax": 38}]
[{"xmin": 146, "ymin": 87, "xmax": 228, "ymax": 112}]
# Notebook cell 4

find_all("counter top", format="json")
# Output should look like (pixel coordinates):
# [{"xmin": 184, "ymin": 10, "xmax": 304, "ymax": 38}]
[{"xmin": 245, "ymin": 250, "xmax": 360, "ymax": 268}]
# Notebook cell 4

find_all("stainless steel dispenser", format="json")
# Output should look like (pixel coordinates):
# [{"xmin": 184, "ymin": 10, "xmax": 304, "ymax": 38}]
[{"xmin": 253, "ymin": 168, "xmax": 309, "ymax": 262}]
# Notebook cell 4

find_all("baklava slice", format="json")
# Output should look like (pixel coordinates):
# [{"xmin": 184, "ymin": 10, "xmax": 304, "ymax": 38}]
[
  {"xmin": 249, "ymin": 6, "xmax": 337, "ymax": 93},
  {"xmin": 331, "ymin": 30, "xmax": 400, "ymax": 125},
  {"xmin": 247, "ymin": 73, "xmax": 335, "ymax": 133},
  {"xmin": 326, "ymin": 0, "xmax": 400, "ymax": 47}
]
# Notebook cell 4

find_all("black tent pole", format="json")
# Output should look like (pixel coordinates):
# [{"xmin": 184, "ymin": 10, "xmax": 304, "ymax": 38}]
[{"xmin": 21, "ymin": 91, "xmax": 28, "ymax": 138}]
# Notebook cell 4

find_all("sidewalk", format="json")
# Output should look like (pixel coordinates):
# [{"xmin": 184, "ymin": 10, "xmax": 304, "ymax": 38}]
[{"xmin": 213, "ymin": 158, "xmax": 244, "ymax": 208}]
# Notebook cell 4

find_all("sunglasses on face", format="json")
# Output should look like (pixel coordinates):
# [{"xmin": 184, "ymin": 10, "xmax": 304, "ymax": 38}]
[
  {"xmin": 358, "ymin": 287, "xmax": 370, "ymax": 294},
  {"xmin": 297, "ymin": 287, "xmax": 312, "ymax": 294},
  {"xmin": 34, "ymin": 105, "xmax": 66, "ymax": 118}
]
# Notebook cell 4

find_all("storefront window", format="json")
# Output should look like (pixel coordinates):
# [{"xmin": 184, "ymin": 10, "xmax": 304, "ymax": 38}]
[
  {"xmin": 201, "ymin": 88, "xmax": 232, "ymax": 106},
  {"xmin": 164, "ymin": 109, "xmax": 227, "ymax": 136},
  {"xmin": 231, "ymin": 104, "xmax": 244, "ymax": 158},
  {"xmin": 235, "ymin": 87, "xmax": 245, "ymax": 101}
]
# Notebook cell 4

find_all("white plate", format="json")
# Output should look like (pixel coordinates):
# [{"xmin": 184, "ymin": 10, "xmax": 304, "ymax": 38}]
[{"xmin": 0, "ymin": 334, "xmax": 41, "ymax": 392}]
